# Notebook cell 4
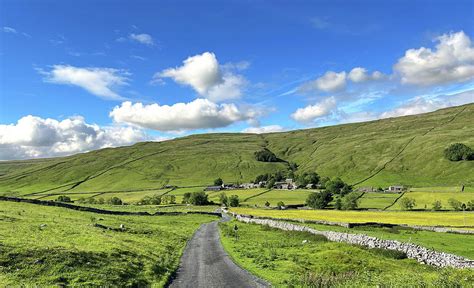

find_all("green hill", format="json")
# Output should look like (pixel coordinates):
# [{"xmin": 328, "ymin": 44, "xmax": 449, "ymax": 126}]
[{"xmin": 1, "ymin": 103, "xmax": 473, "ymax": 196}]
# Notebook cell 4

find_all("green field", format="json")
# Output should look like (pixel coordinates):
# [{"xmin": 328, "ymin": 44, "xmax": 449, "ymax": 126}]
[
  {"xmin": 389, "ymin": 191, "xmax": 474, "ymax": 211},
  {"xmin": 230, "ymin": 207, "xmax": 474, "ymax": 227},
  {"xmin": 243, "ymin": 189, "xmax": 316, "ymax": 206},
  {"xmin": 219, "ymin": 221, "xmax": 474, "ymax": 287},
  {"xmin": 357, "ymin": 192, "xmax": 401, "ymax": 209},
  {"xmin": 0, "ymin": 201, "xmax": 217, "ymax": 286},
  {"xmin": 1, "ymin": 104, "xmax": 473, "ymax": 196}
]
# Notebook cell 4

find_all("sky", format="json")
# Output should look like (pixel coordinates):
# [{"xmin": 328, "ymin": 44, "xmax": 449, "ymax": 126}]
[{"xmin": 1, "ymin": 0, "xmax": 473, "ymax": 160}]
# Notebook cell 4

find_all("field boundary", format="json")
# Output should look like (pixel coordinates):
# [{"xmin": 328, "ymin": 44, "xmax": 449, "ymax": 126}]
[
  {"xmin": 0, "ymin": 196, "xmax": 221, "ymax": 217},
  {"xmin": 383, "ymin": 192, "xmax": 406, "ymax": 210},
  {"xmin": 243, "ymin": 189, "xmax": 272, "ymax": 202}
]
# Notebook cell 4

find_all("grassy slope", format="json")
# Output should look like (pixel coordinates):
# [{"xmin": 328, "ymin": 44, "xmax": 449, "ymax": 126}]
[
  {"xmin": 0, "ymin": 104, "xmax": 473, "ymax": 196},
  {"xmin": 219, "ymin": 221, "xmax": 474, "ymax": 287},
  {"xmin": 0, "ymin": 201, "xmax": 216, "ymax": 286}
]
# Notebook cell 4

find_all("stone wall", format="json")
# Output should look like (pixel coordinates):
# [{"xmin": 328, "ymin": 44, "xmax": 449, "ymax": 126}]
[{"xmin": 231, "ymin": 213, "xmax": 474, "ymax": 269}]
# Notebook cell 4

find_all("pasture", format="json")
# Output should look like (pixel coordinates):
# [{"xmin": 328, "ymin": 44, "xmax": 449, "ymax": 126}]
[{"xmin": 390, "ymin": 191, "xmax": 474, "ymax": 211}]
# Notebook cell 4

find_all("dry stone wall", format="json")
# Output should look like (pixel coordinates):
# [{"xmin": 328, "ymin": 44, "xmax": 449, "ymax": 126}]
[{"xmin": 232, "ymin": 213, "xmax": 474, "ymax": 269}]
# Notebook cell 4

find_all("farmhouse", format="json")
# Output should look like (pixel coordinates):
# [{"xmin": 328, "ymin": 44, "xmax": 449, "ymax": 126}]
[
  {"xmin": 386, "ymin": 185, "xmax": 405, "ymax": 193},
  {"xmin": 242, "ymin": 183, "xmax": 258, "ymax": 189},
  {"xmin": 274, "ymin": 181, "xmax": 296, "ymax": 190},
  {"xmin": 205, "ymin": 186, "xmax": 224, "ymax": 191}
]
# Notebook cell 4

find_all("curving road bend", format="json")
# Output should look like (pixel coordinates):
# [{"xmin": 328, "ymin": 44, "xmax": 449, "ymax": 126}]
[{"xmin": 168, "ymin": 214, "xmax": 270, "ymax": 288}]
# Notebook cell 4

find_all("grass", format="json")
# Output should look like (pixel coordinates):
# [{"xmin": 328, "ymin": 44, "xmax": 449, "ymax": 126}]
[
  {"xmin": 207, "ymin": 188, "xmax": 268, "ymax": 203},
  {"xmin": 389, "ymin": 192, "xmax": 474, "ymax": 211},
  {"xmin": 1, "ymin": 104, "xmax": 473, "ymax": 196},
  {"xmin": 243, "ymin": 189, "xmax": 316, "ymax": 206},
  {"xmin": 219, "ymin": 220, "xmax": 474, "ymax": 287},
  {"xmin": 0, "ymin": 201, "xmax": 217, "ymax": 286},
  {"xmin": 229, "ymin": 207, "xmax": 474, "ymax": 227},
  {"xmin": 298, "ymin": 222, "xmax": 474, "ymax": 259},
  {"xmin": 357, "ymin": 192, "xmax": 402, "ymax": 209}
]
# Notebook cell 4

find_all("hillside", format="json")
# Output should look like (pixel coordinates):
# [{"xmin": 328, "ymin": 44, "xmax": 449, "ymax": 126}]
[{"xmin": 0, "ymin": 103, "xmax": 473, "ymax": 196}]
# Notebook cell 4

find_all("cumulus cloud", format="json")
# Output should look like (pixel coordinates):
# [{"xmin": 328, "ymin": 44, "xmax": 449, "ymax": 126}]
[
  {"xmin": 348, "ymin": 67, "xmax": 385, "ymax": 82},
  {"xmin": 0, "ymin": 115, "xmax": 149, "ymax": 160},
  {"xmin": 155, "ymin": 52, "xmax": 247, "ymax": 102},
  {"xmin": 394, "ymin": 31, "xmax": 474, "ymax": 86},
  {"xmin": 40, "ymin": 65, "xmax": 129, "ymax": 100},
  {"xmin": 291, "ymin": 96, "xmax": 337, "ymax": 124},
  {"xmin": 129, "ymin": 33, "xmax": 154, "ymax": 45},
  {"xmin": 110, "ymin": 99, "xmax": 257, "ymax": 132},
  {"xmin": 242, "ymin": 125, "xmax": 284, "ymax": 134},
  {"xmin": 311, "ymin": 71, "xmax": 347, "ymax": 92}
]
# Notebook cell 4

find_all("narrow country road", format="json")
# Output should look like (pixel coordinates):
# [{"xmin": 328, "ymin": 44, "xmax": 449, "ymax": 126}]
[{"xmin": 168, "ymin": 214, "xmax": 270, "ymax": 288}]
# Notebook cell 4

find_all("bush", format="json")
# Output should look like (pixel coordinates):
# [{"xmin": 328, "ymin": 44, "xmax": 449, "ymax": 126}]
[
  {"xmin": 229, "ymin": 195, "xmax": 239, "ymax": 207},
  {"xmin": 276, "ymin": 201, "xmax": 285, "ymax": 209},
  {"xmin": 369, "ymin": 248, "xmax": 407, "ymax": 259},
  {"xmin": 264, "ymin": 201, "xmax": 270, "ymax": 207},
  {"xmin": 334, "ymin": 198, "xmax": 342, "ymax": 210},
  {"xmin": 56, "ymin": 195, "xmax": 72, "ymax": 203},
  {"xmin": 254, "ymin": 149, "xmax": 278, "ymax": 162},
  {"xmin": 432, "ymin": 200, "xmax": 442, "ymax": 211},
  {"xmin": 218, "ymin": 192, "xmax": 228, "ymax": 206},
  {"xmin": 399, "ymin": 197, "xmax": 416, "ymax": 210},
  {"xmin": 189, "ymin": 191, "xmax": 209, "ymax": 205},
  {"xmin": 161, "ymin": 195, "xmax": 176, "ymax": 205},
  {"xmin": 467, "ymin": 200, "xmax": 474, "ymax": 211},
  {"xmin": 444, "ymin": 143, "xmax": 473, "ymax": 161},
  {"xmin": 448, "ymin": 198, "xmax": 462, "ymax": 211},
  {"xmin": 341, "ymin": 192, "xmax": 359, "ymax": 210},
  {"xmin": 306, "ymin": 191, "xmax": 333, "ymax": 209},
  {"xmin": 182, "ymin": 192, "xmax": 191, "ymax": 204}
]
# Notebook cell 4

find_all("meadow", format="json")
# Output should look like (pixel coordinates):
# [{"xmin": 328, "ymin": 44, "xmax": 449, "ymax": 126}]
[
  {"xmin": 229, "ymin": 207, "xmax": 474, "ymax": 227},
  {"xmin": 390, "ymin": 191, "xmax": 474, "ymax": 210},
  {"xmin": 0, "ymin": 201, "xmax": 217, "ymax": 286},
  {"xmin": 219, "ymin": 221, "xmax": 474, "ymax": 287}
]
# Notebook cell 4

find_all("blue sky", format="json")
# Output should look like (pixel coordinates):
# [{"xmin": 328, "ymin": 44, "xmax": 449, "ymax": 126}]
[{"xmin": 1, "ymin": 0, "xmax": 473, "ymax": 159}]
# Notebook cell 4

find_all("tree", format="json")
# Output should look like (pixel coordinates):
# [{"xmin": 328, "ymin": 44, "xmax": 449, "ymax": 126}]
[
  {"xmin": 190, "ymin": 191, "xmax": 209, "ymax": 205},
  {"xmin": 448, "ymin": 198, "xmax": 462, "ymax": 211},
  {"xmin": 266, "ymin": 179, "xmax": 275, "ymax": 189},
  {"xmin": 399, "ymin": 197, "xmax": 416, "ymax": 210},
  {"xmin": 108, "ymin": 197, "xmax": 123, "ymax": 205},
  {"xmin": 229, "ymin": 195, "xmax": 239, "ymax": 207},
  {"xmin": 182, "ymin": 192, "xmax": 192, "ymax": 204},
  {"xmin": 161, "ymin": 195, "xmax": 176, "ymax": 205},
  {"xmin": 254, "ymin": 149, "xmax": 278, "ymax": 162},
  {"xmin": 264, "ymin": 201, "xmax": 270, "ymax": 207},
  {"xmin": 325, "ymin": 178, "xmax": 352, "ymax": 196},
  {"xmin": 341, "ymin": 192, "xmax": 359, "ymax": 210},
  {"xmin": 56, "ymin": 195, "xmax": 72, "ymax": 203},
  {"xmin": 214, "ymin": 178, "xmax": 223, "ymax": 186},
  {"xmin": 296, "ymin": 172, "xmax": 320, "ymax": 188},
  {"xmin": 334, "ymin": 198, "xmax": 342, "ymax": 210},
  {"xmin": 306, "ymin": 191, "xmax": 333, "ymax": 209},
  {"xmin": 276, "ymin": 201, "xmax": 285, "ymax": 209},
  {"xmin": 219, "ymin": 192, "xmax": 229, "ymax": 206},
  {"xmin": 432, "ymin": 200, "xmax": 442, "ymax": 211},
  {"xmin": 444, "ymin": 143, "xmax": 474, "ymax": 161},
  {"xmin": 467, "ymin": 200, "xmax": 474, "ymax": 211}
]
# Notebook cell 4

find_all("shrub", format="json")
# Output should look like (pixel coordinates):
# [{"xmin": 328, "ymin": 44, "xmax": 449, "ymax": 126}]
[
  {"xmin": 341, "ymin": 192, "xmax": 359, "ymax": 210},
  {"xmin": 444, "ymin": 143, "xmax": 473, "ymax": 161},
  {"xmin": 182, "ymin": 192, "xmax": 191, "ymax": 204},
  {"xmin": 264, "ymin": 201, "xmax": 270, "ymax": 207},
  {"xmin": 399, "ymin": 197, "xmax": 416, "ymax": 210},
  {"xmin": 276, "ymin": 201, "xmax": 285, "ymax": 209},
  {"xmin": 467, "ymin": 200, "xmax": 474, "ymax": 211},
  {"xmin": 306, "ymin": 191, "xmax": 333, "ymax": 209},
  {"xmin": 334, "ymin": 198, "xmax": 342, "ymax": 210},
  {"xmin": 369, "ymin": 248, "xmax": 407, "ymax": 259},
  {"xmin": 229, "ymin": 195, "xmax": 239, "ymax": 207},
  {"xmin": 56, "ymin": 195, "xmax": 72, "ymax": 203},
  {"xmin": 189, "ymin": 191, "xmax": 209, "ymax": 205},
  {"xmin": 448, "ymin": 198, "xmax": 462, "ymax": 211},
  {"xmin": 218, "ymin": 192, "xmax": 228, "ymax": 206},
  {"xmin": 432, "ymin": 200, "xmax": 442, "ymax": 211},
  {"xmin": 161, "ymin": 195, "xmax": 176, "ymax": 205},
  {"xmin": 254, "ymin": 149, "xmax": 278, "ymax": 162}
]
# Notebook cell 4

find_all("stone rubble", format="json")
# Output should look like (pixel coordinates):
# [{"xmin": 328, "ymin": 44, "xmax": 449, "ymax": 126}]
[{"xmin": 232, "ymin": 213, "xmax": 474, "ymax": 269}]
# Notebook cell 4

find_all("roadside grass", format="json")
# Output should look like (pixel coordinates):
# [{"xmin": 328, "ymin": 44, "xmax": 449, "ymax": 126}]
[
  {"xmin": 297, "ymin": 222, "xmax": 474, "ymax": 259},
  {"xmin": 0, "ymin": 201, "xmax": 216, "ymax": 286},
  {"xmin": 219, "ymin": 221, "xmax": 474, "ymax": 287},
  {"xmin": 229, "ymin": 207, "xmax": 474, "ymax": 227},
  {"xmin": 388, "ymin": 192, "xmax": 474, "ymax": 211},
  {"xmin": 244, "ymin": 189, "xmax": 316, "ymax": 206}
]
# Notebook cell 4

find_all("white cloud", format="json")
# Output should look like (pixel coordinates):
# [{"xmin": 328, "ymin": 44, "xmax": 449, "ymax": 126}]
[
  {"xmin": 348, "ymin": 67, "xmax": 385, "ymax": 82},
  {"xmin": 110, "ymin": 99, "xmax": 257, "ymax": 132},
  {"xmin": 40, "ymin": 65, "xmax": 129, "ymax": 100},
  {"xmin": 291, "ymin": 96, "xmax": 337, "ymax": 124},
  {"xmin": 0, "ymin": 115, "xmax": 149, "ymax": 160},
  {"xmin": 129, "ymin": 33, "xmax": 154, "ymax": 45},
  {"xmin": 155, "ymin": 52, "xmax": 246, "ymax": 102},
  {"xmin": 312, "ymin": 71, "xmax": 347, "ymax": 92},
  {"xmin": 394, "ymin": 31, "xmax": 474, "ymax": 86},
  {"xmin": 242, "ymin": 125, "xmax": 284, "ymax": 134},
  {"xmin": 2, "ymin": 26, "xmax": 17, "ymax": 33}
]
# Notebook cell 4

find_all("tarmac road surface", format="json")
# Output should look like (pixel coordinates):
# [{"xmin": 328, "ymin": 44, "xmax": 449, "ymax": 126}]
[{"xmin": 168, "ymin": 214, "xmax": 270, "ymax": 288}]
